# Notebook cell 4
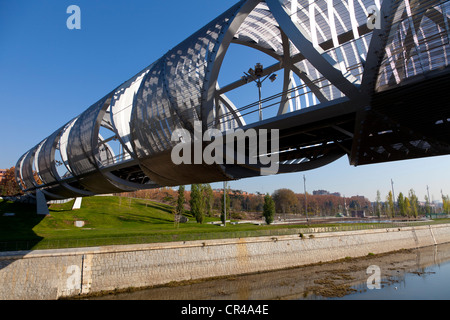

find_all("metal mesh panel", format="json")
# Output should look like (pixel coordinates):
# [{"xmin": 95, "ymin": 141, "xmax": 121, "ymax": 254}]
[
  {"xmin": 281, "ymin": 0, "xmax": 379, "ymax": 42},
  {"xmin": 235, "ymin": 3, "xmax": 283, "ymax": 54},
  {"xmin": 294, "ymin": 58, "xmax": 345, "ymax": 102},
  {"xmin": 36, "ymin": 126, "xmax": 66, "ymax": 185},
  {"xmin": 110, "ymin": 66, "xmax": 153, "ymax": 158},
  {"xmin": 377, "ymin": 0, "xmax": 450, "ymax": 90},
  {"xmin": 21, "ymin": 147, "xmax": 38, "ymax": 189},
  {"xmin": 66, "ymin": 96, "xmax": 109, "ymax": 176},
  {"xmin": 131, "ymin": 6, "xmax": 240, "ymax": 158},
  {"xmin": 14, "ymin": 152, "xmax": 28, "ymax": 191}
]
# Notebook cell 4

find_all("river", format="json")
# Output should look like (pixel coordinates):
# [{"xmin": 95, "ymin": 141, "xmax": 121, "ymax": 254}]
[{"xmin": 91, "ymin": 242, "xmax": 450, "ymax": 300}]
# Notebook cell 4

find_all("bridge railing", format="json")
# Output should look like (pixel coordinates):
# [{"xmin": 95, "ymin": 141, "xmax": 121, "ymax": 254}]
[
  {"xmin": 213, "ymin": 62, "xmax": 364, "ymax": 130},
  {"xmin": 97, "ymin": 152, "xmax": 133, "ymax": 168}
]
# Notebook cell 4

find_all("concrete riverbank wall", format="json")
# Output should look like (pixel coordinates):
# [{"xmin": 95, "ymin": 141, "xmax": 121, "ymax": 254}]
[{"xmin": 1, "ymin": 224, "xmax": 450, "ymax": 300}]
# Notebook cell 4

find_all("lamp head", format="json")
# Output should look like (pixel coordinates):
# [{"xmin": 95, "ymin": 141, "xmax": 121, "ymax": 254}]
[
  {"xmin": 254, "ymin": 63, "xmax": 263, "ymax": 77},
  {"xmin": 269, "ymin": 73, "xmax": 277, "ymax": 82}
]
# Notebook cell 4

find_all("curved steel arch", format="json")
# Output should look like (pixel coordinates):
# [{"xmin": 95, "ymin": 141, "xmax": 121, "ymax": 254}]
[{"xmin": 15, "ymin": 0, "xmax": 450, "ymax": 201}]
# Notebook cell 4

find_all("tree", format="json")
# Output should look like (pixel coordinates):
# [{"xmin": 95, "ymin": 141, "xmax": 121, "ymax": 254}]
[
  {"xmin": 231, "ymin": 197, "xmax": 242, "ymax": 214},
  {"xmin": 0, "ymin": 167, "xmax": 22, "ymax": 196},
  {"xmin": 404, "ymin": 197, "xmax": 411, "ymax": 217},
  {"xmin": 263, "ymin": 193, "xmax": 275, "ymax": 225},
  {"xmin": 175, "ymin": 185, "xmax": 185, "ymax": 216},
  {"xmin": 248, "ymin": 194, "xmax": 263, "ymax": 212},
  {"xmin": 375, "ymin": 190, "xmax": 382, "ymax": 217},
  {"xmin": 386, "ymin": 191, "xmax": 394, "ymax": 218},
  {"xmin": 190, "ymin": 184, "xmax": 205, "ymax": 224},
  {"xmin": 408, "ymin": 189, "xmax": 419, "ymax": 218},
  {"xmin": 272, "ymin": 188, "xmax": 298, "ymax": 214},
  {"xmin": 203, "ymin": 184, "xmax": 214, "ymax": 217},
  {"xmin": 442, "ymin": 193, "xmax": 450, "ymax": 215},
  {"xmin": 397, "ymin": 192, "xmax": 406, "ymax": 216}
]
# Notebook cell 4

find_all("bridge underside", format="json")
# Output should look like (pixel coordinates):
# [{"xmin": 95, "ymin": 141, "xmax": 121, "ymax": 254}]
[
  {"xmin": 14, "ymin": 0, "xmax": 450, "ymax": 200},
  {"xmin": 354, "ymin": 70, "xmax": 450, "ymax": 165},
  {"xmin": 248, "ymin": 68, "xmax": 450, "ymax": 174}
]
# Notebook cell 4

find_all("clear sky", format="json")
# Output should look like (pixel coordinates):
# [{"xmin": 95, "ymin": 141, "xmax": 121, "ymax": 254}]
[{"xmin": 1, "ymin": 0, "xmax": 449, "ymax": 202}]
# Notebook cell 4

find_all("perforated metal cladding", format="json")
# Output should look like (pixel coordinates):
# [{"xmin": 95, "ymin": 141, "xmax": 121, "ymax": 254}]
[
  {"xmin": 14, "ymin": 157, "xmax": 25, "ymax": 190},
  {"xmin": 58, "ymin": 118, "xmax": 77, "ymax": 178},
  {"xmin": 293, "ymin": 58, "xmax": 344, "ymax": 101},
  {"xmin": 109, "ymin": 65, "xmax": 154, "ymax": 158},
  {"xmin": 21, "ymin": 147, "xmax": 38, "ymax": 189},
  {"xmin": 66, "ymin": 96, "xmax": 110, "ymax": 176},
  {"xmin": 281, "ymin": 0, "xmax": 379, "ymax": 43},
  {"xmin": 15, "ymin": 152, "xmax": 29, "ymax": 190},
  {"xmin": 130, "ymin": 5, "xmax": 239, "ymax": 159},
  {"xmin": 284, "ymin": 0, "xmax": 377, "ymax": 100},
  {"xmin": 292, "ymin": 34, "xmax": 370, "ymax": 101},
  {"xmin": 235, "ymin": 3, "xmax": 284, "ymax": 54},
  {"xmin": 246, "ymin": 0, "xmax": 377, "ymax": 104},
  {"xmin": 131, "ymin": 59, "xmax": 180, "ymax": 158},
  {"xmin": 377, "ymin": 0, "xmax": 450, "ymax": 90},
  {"xmin": 36, "ymin": 127, "xmax": 63, "ymax": 185}
]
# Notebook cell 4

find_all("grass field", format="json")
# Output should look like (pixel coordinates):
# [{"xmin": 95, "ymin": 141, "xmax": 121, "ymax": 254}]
[
  {"xmin": 0, "ymin": 196, "xmax": 284, "ymax": 250},
  {"xmin": 1, "ymin": 196, "xmax": 449, "ymax": 251}
]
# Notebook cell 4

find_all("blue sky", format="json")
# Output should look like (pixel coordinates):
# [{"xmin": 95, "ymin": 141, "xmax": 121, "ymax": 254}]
[{"xmin": 1, "ymin": 0, "xmax": 449, "ymax": 202}]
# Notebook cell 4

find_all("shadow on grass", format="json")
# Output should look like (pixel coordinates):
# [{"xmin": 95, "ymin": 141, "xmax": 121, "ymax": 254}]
[
  {"xmin": 90, "ymin": 209, "xmax": 174, "ymax": 225},
  {"xmin": 116, "ymin": 213, "xmax": 173, "ymax": 224},
  {"xmin": 0, "ymin": 200, "xmax": 45, "ymax": 270},
  {"xmin": 135, "ymin": 200, "xmax": 174, "ymax": 214}
]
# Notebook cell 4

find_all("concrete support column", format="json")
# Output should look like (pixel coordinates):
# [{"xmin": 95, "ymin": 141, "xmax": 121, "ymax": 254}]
[
  {"xmin": 72, "ymin": 197, "xmax": 82, "ymax": 210},
  {"xmin": 36, "ymin": 189, "xmax": 49, "ymax": 216}
]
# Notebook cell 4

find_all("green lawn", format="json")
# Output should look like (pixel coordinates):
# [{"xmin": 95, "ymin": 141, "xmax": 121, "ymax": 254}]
[
  {"xmin": 0, "ymin": 196, "xmax": 280, "ymax": 250},
  {"xmin": 1, "ymin": 196, "xmax": 448, "ymax": 251}
]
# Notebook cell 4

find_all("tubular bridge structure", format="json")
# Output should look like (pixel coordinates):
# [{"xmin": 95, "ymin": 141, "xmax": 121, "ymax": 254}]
[{"xmin": 15, "ymin": 0, "xmax": 450, "ymax": 202}]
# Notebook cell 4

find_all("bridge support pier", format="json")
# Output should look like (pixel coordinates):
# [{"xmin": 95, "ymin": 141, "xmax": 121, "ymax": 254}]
[
  {"xmin": 36, "ymin": 190, "xmax": 50, "ymax": 216},
  {"xmin": 72, "ymin": 197, "xmax": 82, "ymax": 210}
]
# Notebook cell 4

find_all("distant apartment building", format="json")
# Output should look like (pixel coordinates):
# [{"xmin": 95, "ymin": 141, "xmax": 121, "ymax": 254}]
[
  {"xmin": 0, "ymin": 169, "xmax": 6, "ymax": 182},
  {"xmin": 313, "ymin": 189, "xmax": 341, "ymax": 197}
]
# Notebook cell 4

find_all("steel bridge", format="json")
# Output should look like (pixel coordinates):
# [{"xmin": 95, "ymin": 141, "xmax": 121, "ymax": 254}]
[{"xmin": 14, "ymin": 0, "xmax": 450, "ymax": 202}]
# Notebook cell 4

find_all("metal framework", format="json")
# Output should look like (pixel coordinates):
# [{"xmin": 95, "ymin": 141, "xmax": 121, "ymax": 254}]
[{"xmin": 15, "ymin": 0, "xmax": 450, "ymax": 201}]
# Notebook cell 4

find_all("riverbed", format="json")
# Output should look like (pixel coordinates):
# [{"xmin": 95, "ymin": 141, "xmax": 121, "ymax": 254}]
[{"xmin": 90, "ymin": 242, "xmax": 450, "ymax": 300}]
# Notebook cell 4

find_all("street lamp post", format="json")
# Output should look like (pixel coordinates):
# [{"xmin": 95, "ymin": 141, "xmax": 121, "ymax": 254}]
[
  {"xmin": 223, "ymin": 181, "xmax": 227, "ymax": 226},
  {"xmin": 304, "ymin": 174, "xmax": 309, "ymax": 225},
  {"xmin": 391, "ymin": 178, "xmax": 396, "ymax": 217},
  {"xmin": 243, "ymin": 63, "xmax": 277, "ymax": 122}
]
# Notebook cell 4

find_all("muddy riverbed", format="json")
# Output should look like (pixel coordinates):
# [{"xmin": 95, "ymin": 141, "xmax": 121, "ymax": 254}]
[{"xmin": 87, "ymin": 242, "xmax": 450, "ymax": 300}]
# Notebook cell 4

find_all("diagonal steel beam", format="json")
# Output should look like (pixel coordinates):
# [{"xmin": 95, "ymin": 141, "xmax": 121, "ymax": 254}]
[{"xmin": 266, "ymin": 0, "xmax": 362, "ymax": 100}]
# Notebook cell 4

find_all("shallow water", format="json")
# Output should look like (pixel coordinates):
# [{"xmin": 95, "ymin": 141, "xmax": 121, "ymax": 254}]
[
  {"xmin": 334, "ymin": 258, "xmax": 450, "ymax": 300},
  {"xmin": 91, "ymin": 242, "xmax": 450, "ymax": 300}
]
